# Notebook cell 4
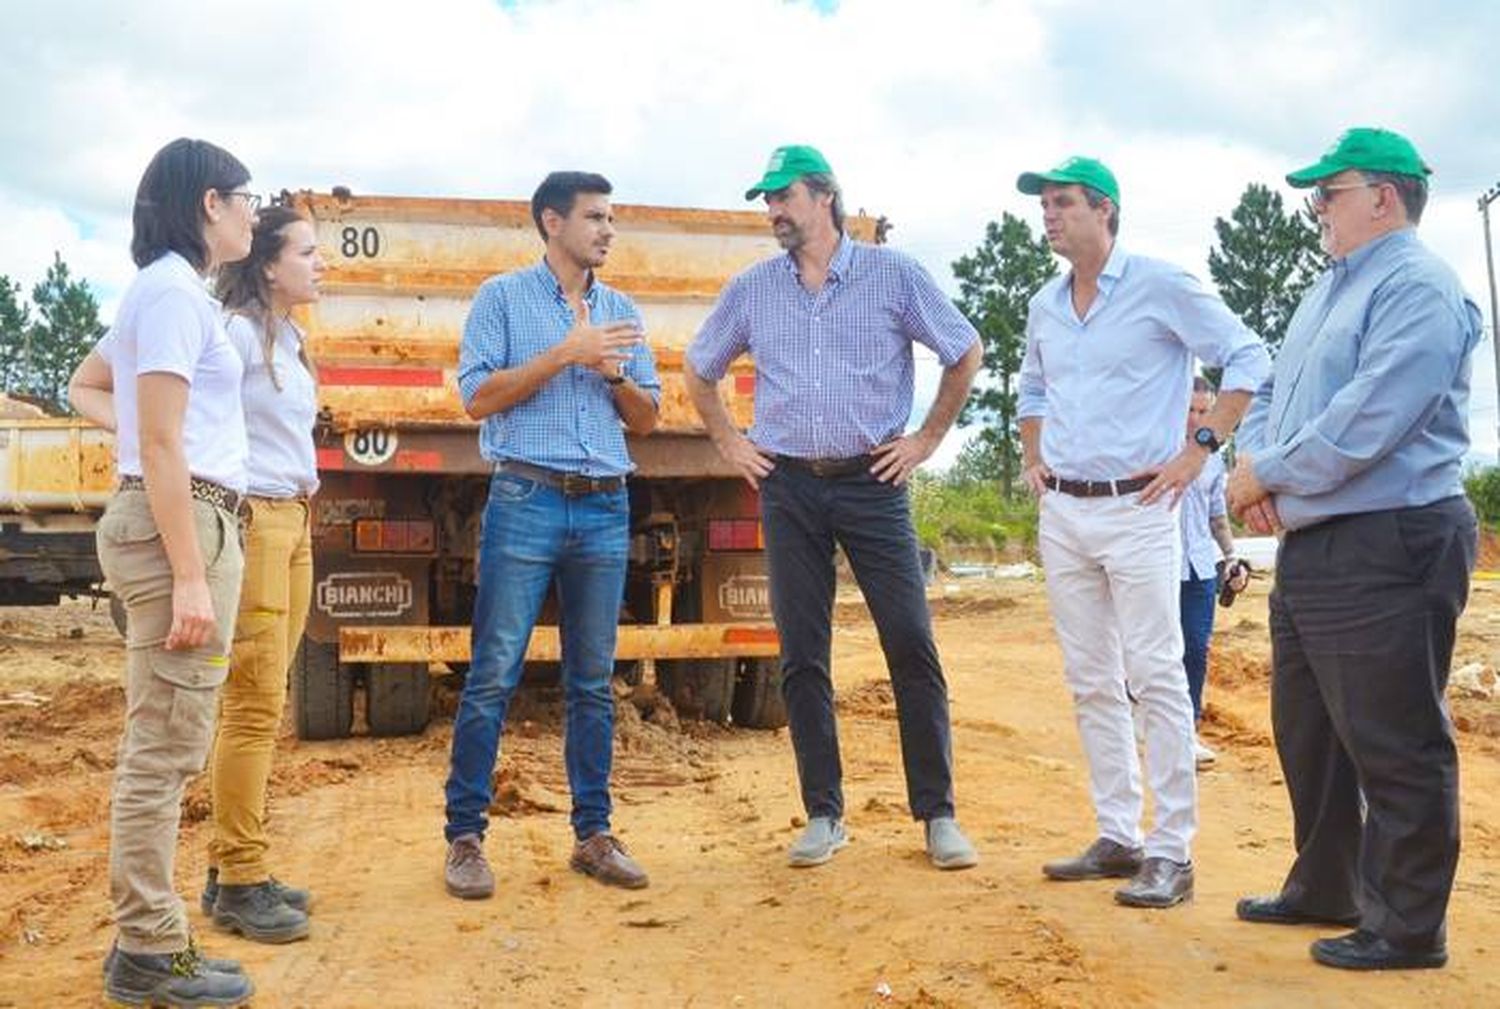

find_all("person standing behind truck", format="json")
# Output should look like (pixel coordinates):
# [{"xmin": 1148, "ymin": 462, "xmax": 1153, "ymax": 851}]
[
  {"xmin": 183, "ymin": 205, "xmax": 324, "ymax": 945},
  {"xmin": 685, "ymin": 144, "xmax": 983, "ymax": 871},
  {"xmin": 443, "ymin": 172, "xmax": 661, "ymax": 899},
  {"xmin": 68, "ymin": 137, "xmax": 258, "ymax": 1008}
]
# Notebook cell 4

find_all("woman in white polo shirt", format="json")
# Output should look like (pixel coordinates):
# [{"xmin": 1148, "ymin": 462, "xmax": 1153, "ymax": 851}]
[
  {"xmin": 197, "ymin": 205, "xmax": 325, "ymax": 945},
  {"xmin": 70, "ymin": 137, "xmax": 259, "ymax": 1007}
]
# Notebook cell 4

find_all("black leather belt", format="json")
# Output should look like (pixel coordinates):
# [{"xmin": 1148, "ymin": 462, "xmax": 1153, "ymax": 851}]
[
  {"xmin": 497, "ymin": 460, "xmax": 626, "ymax": 497},
  {"xmin": 118, "ymin": 474, "xmax": 244, "ymax": 514},
  {"xmin": 1045, "ymin": 474, "xmax": 1155, "ymax": 498},
  {"xmin": 775, "ymin": 453, "xmax": 873, "ymax": 478}
]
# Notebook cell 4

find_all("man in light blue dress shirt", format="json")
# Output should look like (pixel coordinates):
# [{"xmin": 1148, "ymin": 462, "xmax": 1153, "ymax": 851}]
[
  {"xmin": 443, "ymin": 171, "xmax": 662, "ymax": 899},
  {"xmin": 1229, "ymin": 128, "xmax": 1483, "ymax": 971},
  {"xmin": 1015, "ymin": 156, "xmax": 1270, "ymax": 909},
  {"xmin": 687, "ymin": 145, "xmax": 983, "ymax": 872}
]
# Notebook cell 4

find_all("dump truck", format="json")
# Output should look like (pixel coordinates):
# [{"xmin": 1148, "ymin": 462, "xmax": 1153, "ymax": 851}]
[{"xmin": 0, "ymin": 189, "xmax": 887, "ymax": 740}]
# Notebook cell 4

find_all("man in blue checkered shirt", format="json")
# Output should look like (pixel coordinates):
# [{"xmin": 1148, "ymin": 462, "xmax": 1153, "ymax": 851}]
[
  {"xmin": 443, "ymin": 171, "xmax": 661, "ymax": 900},
  {"xmin": 686, "ymin": 144, "xmax": 984, "ymax": 871}
]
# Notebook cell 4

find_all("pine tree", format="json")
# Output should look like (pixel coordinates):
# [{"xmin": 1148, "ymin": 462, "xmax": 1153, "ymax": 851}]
[{"xmin": 1207, "ymin": 184, "xmax": 1324, "ymax": 359}]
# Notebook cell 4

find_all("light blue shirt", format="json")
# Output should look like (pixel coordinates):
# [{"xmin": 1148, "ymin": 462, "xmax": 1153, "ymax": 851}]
[
  {"xmin": 688, "ymin": 235, "xmax": 978, "ymax": 458},
  {"xmin": 457, "ymin": 260, "xmax": 661, "ymax": 478},
  {"xmin": 1239, "ymin": 229, "xmax": 1483, "ymax": 532},
  {"xmin": 1180, "ymin": 452, "xmax": 1227, "ymax": 580},
  {"xmin": 1017, "ymin": 245, "xmax": 1270, "ymax": 481}
]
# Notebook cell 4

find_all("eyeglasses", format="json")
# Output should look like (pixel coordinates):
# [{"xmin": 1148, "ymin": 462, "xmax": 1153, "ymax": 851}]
[
  {"xmin": 1308, "ymin": 181, "xmax": 1376, "ymax": 209},
  {"xmin": 219, "ymin": 190, "xmax": 262, "ymax": 213}
]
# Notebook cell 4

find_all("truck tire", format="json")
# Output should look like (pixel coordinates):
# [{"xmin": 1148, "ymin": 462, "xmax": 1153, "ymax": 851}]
[
  {"xmin": 657, "ymin": 658, "xmax": 734, "ymax": 725},
  {"xmin": 366, "ymin": 662, "xmax": 432, "ymax": 736},
  {"xmin": 291, "ymin": 639, "xmax": 354, "ymax": 740},
  {"xmin": 732, "ymin": 657, "xmax": 787, "ymax": 730}
]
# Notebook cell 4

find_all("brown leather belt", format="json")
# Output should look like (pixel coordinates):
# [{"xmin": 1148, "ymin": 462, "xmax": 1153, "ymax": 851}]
[
  {"xmin": 1045, "ymin": 474, "xmax": 1155, "ymax": 498},
  {"xmin": 497, "ymin": 460, "xmax": 626, "ymax": 497},
  {"xmin": 118, "ymin": 474, "xmax": 244, "ymax": 514},
  {"xmin": 774, "ymin": 453, "xmax": 873, "ymax": 478}
]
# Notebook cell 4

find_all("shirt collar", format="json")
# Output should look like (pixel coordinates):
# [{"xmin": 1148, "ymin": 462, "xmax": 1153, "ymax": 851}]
[
  {"xmin": 1054, "ymin": 243, "xmax": 1128, "ymax": 313},
  {"xmin": 533, "ymin": 257, "xmax": 600, "ymax": 308},
  {"xmin": 782, "ymin": 232, "xmax": 854, "ymax": 283},
  {"xmin": 1333, "ymin": 226, "xmax": 1416, "ymax": 275}
]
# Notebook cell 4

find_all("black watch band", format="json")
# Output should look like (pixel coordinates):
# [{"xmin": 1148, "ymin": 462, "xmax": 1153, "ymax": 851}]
[{"xmin": 1193, "ymin": 426, "xmax": 1221, "ymax": 452}]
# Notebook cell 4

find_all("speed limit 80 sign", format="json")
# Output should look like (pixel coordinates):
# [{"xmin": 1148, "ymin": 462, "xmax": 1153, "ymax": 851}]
[{"xmin": 344, "ymin": 428, "xmax": 399, "ymax": 467}]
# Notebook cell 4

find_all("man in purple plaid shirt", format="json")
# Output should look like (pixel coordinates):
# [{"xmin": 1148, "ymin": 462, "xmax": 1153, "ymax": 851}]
[{"xmin": 686, "ymin": 145, "xmax": 983, "ymax": 871}]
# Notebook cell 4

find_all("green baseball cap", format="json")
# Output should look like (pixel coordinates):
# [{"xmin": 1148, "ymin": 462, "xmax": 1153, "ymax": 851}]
[
  {"xmin": 1016, "ymin": 156, "xmax": 1120, "ymax": 205},
  {"xmin": 745, "ymin": 144, "xmax": 834, "ymax": 201},
  {"xmin": 1286, "ymin": 127, "xmax": 1432, "ymax": 187}
]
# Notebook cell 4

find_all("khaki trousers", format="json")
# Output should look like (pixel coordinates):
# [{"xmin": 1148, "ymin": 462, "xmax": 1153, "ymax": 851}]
[
  {"xmin": 96, "ymin": 490, "xmax": 243, "ymax": 955},
  {"xmin": 208, "ymin": 498, "xmax": 313, "ymax": 884}
]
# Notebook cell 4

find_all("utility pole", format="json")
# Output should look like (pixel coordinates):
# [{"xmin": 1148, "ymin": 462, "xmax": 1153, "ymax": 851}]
[{"xmin": 1482, "ymin": 182, "xmax": 1500, "ymax": 460}]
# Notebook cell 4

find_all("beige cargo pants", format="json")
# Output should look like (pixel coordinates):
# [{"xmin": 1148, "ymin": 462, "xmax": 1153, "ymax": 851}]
[{"xmin": 96, "ymin": 490, "xmax": 242, "ymax": 955}]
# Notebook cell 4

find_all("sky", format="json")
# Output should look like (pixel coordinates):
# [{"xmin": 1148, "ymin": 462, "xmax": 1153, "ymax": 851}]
[{"xmin": 3, "ymin": 0, "xmax": 1498, "ymax": 467}]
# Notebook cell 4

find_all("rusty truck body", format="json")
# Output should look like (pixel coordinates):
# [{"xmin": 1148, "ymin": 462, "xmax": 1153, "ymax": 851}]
[{"xmin": 0, "ymin": 190, "xmax": 884, "ymax": 740}]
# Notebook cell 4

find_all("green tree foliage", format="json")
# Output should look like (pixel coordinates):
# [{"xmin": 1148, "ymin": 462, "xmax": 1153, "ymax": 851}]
[
  {"xmin": 1465, "ymin": 466, "xmax": 1500, "ymax": 527},
  {"xmin": 1207, "ymin": 183, "xmax": 1324, "ymax": 360},
  {"xmin": 952, "ymin": 213, "xmax": 1057, "ymax": 497},
  {"xmin": 0, "ymin": 253, "xmax": 105, "ymax": 413}
]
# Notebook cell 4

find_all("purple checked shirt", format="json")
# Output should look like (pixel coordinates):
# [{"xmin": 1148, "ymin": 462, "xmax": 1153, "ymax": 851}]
[{"xmin": 688, "ymin": 235, "xmax": 978, "ymax": 458}]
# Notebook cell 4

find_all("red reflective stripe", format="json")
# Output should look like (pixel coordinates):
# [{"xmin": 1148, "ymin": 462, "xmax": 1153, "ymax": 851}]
[
  {"xmin": 319, "ymin": 366, "xmax": 445, "ymax": 387},
  {"xmin": 391, "ymin": 450, "xmax": 443, "ymax": 471},
  {"xmin": 723, "ymin": 626, "xmax": 779, "ymax": 645},
  {"xmin": 316, "ymin": 447, "xmax": 346, "ymax": 470}
]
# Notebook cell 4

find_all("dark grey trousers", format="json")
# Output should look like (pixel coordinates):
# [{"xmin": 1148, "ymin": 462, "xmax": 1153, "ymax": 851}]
[{"xmin": 1269, "ymin": 496, "xmax": 1476, "ymax": 949}]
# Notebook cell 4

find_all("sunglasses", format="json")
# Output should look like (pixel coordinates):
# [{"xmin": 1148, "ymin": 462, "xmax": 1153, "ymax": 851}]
[{"xmin": 1308, "ymin": 181, "xmax": 1376, "ymax": 209}]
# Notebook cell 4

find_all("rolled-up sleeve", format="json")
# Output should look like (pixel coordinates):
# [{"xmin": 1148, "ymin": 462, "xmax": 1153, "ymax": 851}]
[
  {"xmin": 687, "ymin": 275, "xmax": 750, "ymax": 382},
  {"xmin": 1163, "ymin": 269, "xmax": 1270, "ymax": 393},
  {"xmin": 1253, "ymin": 281, "xmax": 1479, "ymax": 495},
  {"xmin": 900, "ymin": 255, "xmax": 978, "ymax": 366},
  {"xmin": 457, "ymin": 280, "xmax": 507, "ymax": 409},
  {"xmin": 1016, "ymin": 310, "xmax": 1047, "ymax": 420}
]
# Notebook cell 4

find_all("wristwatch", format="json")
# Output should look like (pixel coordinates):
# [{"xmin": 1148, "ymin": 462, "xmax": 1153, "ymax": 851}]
[
  {"xmin": 605, "ymin": 373, "xmax": 627, "ymax": 386},
  {"xmin": 1193, "ymin": 426, "xmax": 1221, "ymax": 453}
]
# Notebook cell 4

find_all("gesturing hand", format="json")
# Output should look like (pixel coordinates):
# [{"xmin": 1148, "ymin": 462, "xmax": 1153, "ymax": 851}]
[{"xmin": 562, "ymin": 301, "xmax": 641, "ymax": 376}]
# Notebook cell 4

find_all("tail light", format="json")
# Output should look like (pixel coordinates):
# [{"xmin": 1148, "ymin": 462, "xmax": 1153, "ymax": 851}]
[
  {"xmin": 707, "ymin": 518, "xmax": 763, "ymax": 551},
  {"xmin": 352, "ymin": 518, "xmax": 436, "ymax": 554}
]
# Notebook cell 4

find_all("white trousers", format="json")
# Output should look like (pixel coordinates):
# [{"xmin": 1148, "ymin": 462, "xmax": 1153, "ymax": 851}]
[{"xmin": 1038, "ymin": 491, "xmax": 1198, "ymax": 862}]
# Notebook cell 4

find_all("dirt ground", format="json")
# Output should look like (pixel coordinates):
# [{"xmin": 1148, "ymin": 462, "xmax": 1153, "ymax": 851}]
[{"xmin": 3, "ymin": 576, "xmax": 1500, "ymax": 1008}]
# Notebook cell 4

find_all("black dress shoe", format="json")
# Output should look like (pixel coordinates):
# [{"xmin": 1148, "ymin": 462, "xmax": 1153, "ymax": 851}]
[
  {"xmin": 1236, "ymin": 894, "xmax": 1360, "ymax": 927},
  {"xmin": 1042, "ymin": 837, "xmax": 1144, "ymax": 881},
  {"xmin": 1310, "ymin": 929, "xmax": 1447, "ymax": 971},
  {"xmin": 1114, "ymin": 857, "xmax": 1193, "ymax": 908}
]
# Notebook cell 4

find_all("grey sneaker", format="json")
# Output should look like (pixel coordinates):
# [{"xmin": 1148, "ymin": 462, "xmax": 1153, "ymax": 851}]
[
  {"xmin": 1042, "ymin": 837, "xmax": 1145, "ymax": 881},
  {"xmin": 924, "ymin": 816, "xmax": 978, "ymax": 870},
  {"xmin": 445, "ymin": 833, "xmax": 495, "ymax": 899},
  {"xmin": 1114, "ymin": 856, "xmax": 1194, "ymax": 908},
  {"xmin": 201, "ymin": 867, "xmax": 311, "ymax": 916},
  {"xmin": 212, "ymin": 881, "xmax": 311, "ymax": 944},
  {"xmin": 787, "ymin": 816, "xmax": 848, "ymax": 867},
  {"xmin": 103, "ymin": 943, "xmax": 254, "ymax": 1007}
]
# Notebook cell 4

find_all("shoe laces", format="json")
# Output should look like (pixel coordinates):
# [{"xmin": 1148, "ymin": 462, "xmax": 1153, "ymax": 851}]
[
  {"xmin": 450, "ymin": 837, "xmax": 484, "ymax": 867},
  {"xmin": 171, "ymin": 941, "xmax": 205, "ymax": 978}
]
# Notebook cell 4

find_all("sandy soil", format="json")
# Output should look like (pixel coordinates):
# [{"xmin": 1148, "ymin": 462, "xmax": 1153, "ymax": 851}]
[{"xmin": 3, "ymin": 577, "xmax": 1500, "ymax": 1008}]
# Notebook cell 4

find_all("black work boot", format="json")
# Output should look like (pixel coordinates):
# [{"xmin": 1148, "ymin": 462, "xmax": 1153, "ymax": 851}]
[
  {"xmin": 104, "ymin": 940, "xmax": 243, "ymax": 979},
  {"xmin": 212, "ymin": 881, "xmax": 310, "ymax": 944},
  {"xmin": 201, "ymin": 867, "xmax": 311, "ymax": 916},
  {"xmin": 103, "ymin": 942, "xmax": 254, "ymax": 1007}
]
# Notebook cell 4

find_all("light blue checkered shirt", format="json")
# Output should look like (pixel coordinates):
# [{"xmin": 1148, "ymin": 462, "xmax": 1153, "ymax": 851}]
[
  {"xmin": 457, "ymin": 260, "xmax": 661, "ymax": 477},
  {"xmin": 1179, "ymin": 451, "xmax": 1227, "ymax": 581},
  {"xmin": 687, "ymin": 235, "xmax": 978, "ymax": 458}
]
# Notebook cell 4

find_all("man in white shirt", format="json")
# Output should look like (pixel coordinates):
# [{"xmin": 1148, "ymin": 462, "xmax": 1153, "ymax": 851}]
[{"xmin": 1015, "ymin": 156, "xmax": 1270, "ymax": 908}]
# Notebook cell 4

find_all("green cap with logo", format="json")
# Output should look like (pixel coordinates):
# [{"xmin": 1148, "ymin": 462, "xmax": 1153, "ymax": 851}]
[
  {"xmin": 1016, "ymin": 156, "xmax": 1120, "ymax": 205},
  {"xmin": 1285, "ymin": 127, "xmax": 1432, "ymax": 187},
  {"xmin": 745, "ymin": 144, "xmax": 834, "ymax": 201}
]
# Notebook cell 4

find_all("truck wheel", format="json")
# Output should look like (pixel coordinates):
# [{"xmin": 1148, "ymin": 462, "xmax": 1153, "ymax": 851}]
[
  {"xmin": 291, "ymin": 638, "xmax": 355, "ymax": 740},
  {"xmin": 366, "ymin": 662, "xmax": 432, "ymax": 736},
  {"xmin": 657, "ymin": 658, "xmax": 734, "ymax": 724},
  {"xmin": 732, "ymin": 657, "xmax": 787, "ymax": 730}
]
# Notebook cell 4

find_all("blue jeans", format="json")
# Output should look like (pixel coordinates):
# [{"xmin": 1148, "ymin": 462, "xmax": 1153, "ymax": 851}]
[
  {"xmin": 1179, "ymin": 574, "xmax": 1218, "ymax": 721},
  {"xmin": 444, "ymin": 472, "xmax": 629, "ymax": 842},
  {"xmin": 760, "ymin": 464, "xmax": 955, "ymax": 822}
]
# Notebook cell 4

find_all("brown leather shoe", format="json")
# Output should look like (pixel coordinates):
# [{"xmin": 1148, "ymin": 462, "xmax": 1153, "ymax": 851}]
[
  {"xmin": 445, "ymin": 834, "xmax": 495, "ymax": 900},
  {"xmin": 570, "ymin": 833, "xmax": 649, "ymax": 890}
]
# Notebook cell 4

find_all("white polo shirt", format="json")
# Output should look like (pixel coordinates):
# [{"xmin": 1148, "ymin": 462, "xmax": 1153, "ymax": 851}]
[
  {"xmin": 99, "ymin": 252, "xmax": 248, "ymax": 493},
  {"xmin": 226, "ymin": 313, "xmax": 319, "ymax": 498}
]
